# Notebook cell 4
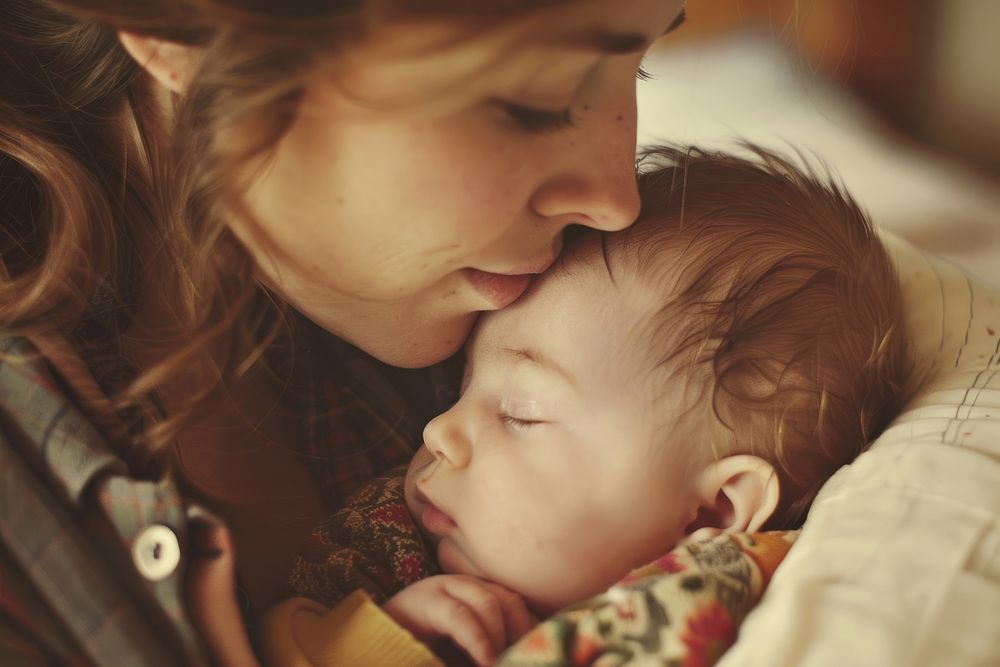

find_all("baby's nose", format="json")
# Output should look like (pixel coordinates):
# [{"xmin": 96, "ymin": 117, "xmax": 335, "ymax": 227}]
[{"xmin": 423, "ymin": 413, "xmax": 472, "ymax": 469}]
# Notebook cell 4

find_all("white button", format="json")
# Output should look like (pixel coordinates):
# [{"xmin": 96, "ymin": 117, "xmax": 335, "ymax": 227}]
[{"xmin": 131, "ymin": 524, "xmax": 180, "ymax": 581}]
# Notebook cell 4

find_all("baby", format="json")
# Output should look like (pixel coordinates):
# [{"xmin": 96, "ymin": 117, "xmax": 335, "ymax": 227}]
[{"xmin": 276, "ymin": 146, "xmax": 910, "ymax": 666}]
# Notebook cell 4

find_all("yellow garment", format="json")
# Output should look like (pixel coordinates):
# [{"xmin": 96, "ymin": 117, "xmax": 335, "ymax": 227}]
[{"xmin": 261, "ymin": 590, "xmax": 442, "ymax": 667}]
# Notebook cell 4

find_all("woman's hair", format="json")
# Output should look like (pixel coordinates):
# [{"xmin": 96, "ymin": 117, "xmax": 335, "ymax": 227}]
[
  {"xmin": 0, "ymin": 0, "xmax": 571, "ymax": 472},
  {"xmin": 621, "ymin": 145, "xmax": 911, "ymax": 528}
]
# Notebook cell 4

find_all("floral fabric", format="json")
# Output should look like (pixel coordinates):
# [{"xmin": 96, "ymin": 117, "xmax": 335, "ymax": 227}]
[
  {"xmin": 498, "ymin": 531, "xmax": 798, "ymax": 667},
  {"xmin": 290, "ymin": 465, "xmax": 438, "ymax": 607}
]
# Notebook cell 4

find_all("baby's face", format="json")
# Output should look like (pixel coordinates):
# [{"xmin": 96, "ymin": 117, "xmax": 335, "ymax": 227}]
[{"xmin": 404, "ymin": 232, "xmax": 700, "ymax": 614}]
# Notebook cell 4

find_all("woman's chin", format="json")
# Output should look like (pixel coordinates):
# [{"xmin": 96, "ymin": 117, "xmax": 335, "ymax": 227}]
[{"xmin": 366, "ymin": 312, "xmax": 478, "ymax": 368}]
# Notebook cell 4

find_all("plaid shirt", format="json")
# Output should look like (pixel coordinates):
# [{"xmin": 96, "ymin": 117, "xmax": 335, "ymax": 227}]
[
  {"xmin": 0, "ymin": 327, "xmax": 458, "ymax": 666},
  {"xmin": 289, "ymin": 321, "xmax": 460, "ymax": 510}
]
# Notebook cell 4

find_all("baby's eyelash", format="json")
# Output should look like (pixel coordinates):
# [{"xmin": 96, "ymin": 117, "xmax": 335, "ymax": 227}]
[
  {"xmin": 502, "ymin": 103, "xmax": 575, "ymax": 133},
  {"xmin": 500, "ymin": 413, "xmax": 538, "ymax": 430},
  {"xmin": 636, "ymin": 66, "xmax": 654, "ymax": 81}
]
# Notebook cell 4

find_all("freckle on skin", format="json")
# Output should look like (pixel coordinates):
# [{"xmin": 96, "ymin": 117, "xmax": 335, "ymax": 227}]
[
  {"xmin": 616, "ymin": 114, "xmax": 623, "ymax": 122},
  {"xmin": 988, "ymin": 326, "xmax": 996, "ymax": 336}
]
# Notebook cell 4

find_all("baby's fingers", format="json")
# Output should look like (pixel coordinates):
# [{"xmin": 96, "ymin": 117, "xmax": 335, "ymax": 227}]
[
  {"xmin": 424, "ymin": 592, "xmax": 497, "ymax": 666},
  {"xmin": 479, "ymin": 582, "xmax": 538, "ymax": 643},
  {"xmin": 440, "ymin": 578, "xmax": 508, "ymax": 662},
  {"xmin": 484, "ymin": 582, "xmax": 538, "ymax": 648}
]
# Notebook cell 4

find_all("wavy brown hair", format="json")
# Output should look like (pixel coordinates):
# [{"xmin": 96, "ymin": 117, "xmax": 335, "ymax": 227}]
[
  {"xmin": 621, "ymin": 145, "xmax": 911, "ymax": 527},
  {"xmin": 0, "ymin": 0, "xmax": 573, "ymax": 473}
]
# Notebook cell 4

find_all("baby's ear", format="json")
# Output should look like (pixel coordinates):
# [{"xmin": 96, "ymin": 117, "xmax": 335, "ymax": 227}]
[{"xmin": 681, "ymin": 455, "xmax": 779, "ymax": 544}]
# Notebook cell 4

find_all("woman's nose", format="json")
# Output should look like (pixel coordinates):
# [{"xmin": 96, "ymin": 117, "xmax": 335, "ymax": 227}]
[
  {"xmin": 529, "ymin": 96, "xmax": 641, "ymax": 232},
  {"xmin": 423, "ymin": 412, "xmax": 472, "ymax": 469}
]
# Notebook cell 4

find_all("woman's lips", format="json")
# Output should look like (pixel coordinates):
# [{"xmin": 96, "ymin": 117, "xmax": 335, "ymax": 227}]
[
  {"xmin": 464, "ymin": 269, "xmax": 532, "ymax": 309},
  {"xmin": 421, "ymin": 502, "xmax": 457, "ymax": 536}
]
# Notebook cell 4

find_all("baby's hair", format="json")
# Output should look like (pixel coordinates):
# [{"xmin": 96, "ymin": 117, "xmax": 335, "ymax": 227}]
[{"xmin": 620, "ymin": 144, "xmax": 910, "ymax": 528}]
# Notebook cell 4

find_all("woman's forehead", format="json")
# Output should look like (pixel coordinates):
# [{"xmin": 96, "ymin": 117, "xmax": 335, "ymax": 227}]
[
  {"xmin": 327, "ymin": 28, "xmax": 590, "ymax": 107},
  {"xmin": 321, "ymin": 0, "xmax": 683, "ymax": 107},
  {"xmin": 356, "ymin": 0, "xmax": 680, "ymax": 52}
]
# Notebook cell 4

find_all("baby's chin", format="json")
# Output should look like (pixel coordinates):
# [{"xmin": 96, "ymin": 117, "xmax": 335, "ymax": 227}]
[
  {"xmin": 433, "ymin": 534, "xmax": 511, "ymax": 590},
  {"xmin": 436, "ymin": 544, "xmax": 575, "ymax": 617},
  {"xmin": 436, "ymin": 538, "xmax": 479, "ymax": 577}
]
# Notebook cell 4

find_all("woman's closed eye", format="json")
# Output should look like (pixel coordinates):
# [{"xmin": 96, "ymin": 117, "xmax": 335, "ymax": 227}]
[
  {"xmin": 500, "ymin": 101, "xmax": 575, "ymax": 133},
  {"xmin": 499, "ymin": 63, "xmax": 651, "ymax": 133}
]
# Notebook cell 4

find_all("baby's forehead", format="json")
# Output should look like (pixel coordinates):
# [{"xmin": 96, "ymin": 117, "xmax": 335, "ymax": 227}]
[
  {"xmin": 473, "ymin": 253, "xmax": 672, "ymax": 381},
  {"xmin": 569, "ymin": 230, "xmax": 701, "ymax": 370}
]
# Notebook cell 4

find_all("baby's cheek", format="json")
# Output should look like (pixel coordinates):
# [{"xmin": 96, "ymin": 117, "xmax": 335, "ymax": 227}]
[{"xmin": 505, "ymin": 498, "xmax": 578, "ymax": 562}]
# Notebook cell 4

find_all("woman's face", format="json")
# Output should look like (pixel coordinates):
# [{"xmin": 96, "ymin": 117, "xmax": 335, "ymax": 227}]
[{"xmin": 237, "ymin": 0, "xmax": 687, "ymax": 367}]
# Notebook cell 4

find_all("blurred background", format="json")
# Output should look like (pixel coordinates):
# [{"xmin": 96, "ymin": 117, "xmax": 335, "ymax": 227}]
[{"xmin": 638, "ymin": 0, "xmax": 1000, "ymax": 286}]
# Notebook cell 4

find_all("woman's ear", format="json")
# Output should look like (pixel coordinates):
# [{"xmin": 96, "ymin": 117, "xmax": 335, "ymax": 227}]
[
  {"xmin": 682, "ymin": 455, "xmax": 780, "ymax": 544},
  {"xmin": 118, "ymin": 31, "xmax": 202, "ymax": 94}
]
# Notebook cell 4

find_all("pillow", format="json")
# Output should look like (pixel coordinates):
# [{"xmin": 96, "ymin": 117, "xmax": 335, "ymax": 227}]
[{"xmin": 718, "ymin": 232, "xmax": 1000, "ymax": 665}]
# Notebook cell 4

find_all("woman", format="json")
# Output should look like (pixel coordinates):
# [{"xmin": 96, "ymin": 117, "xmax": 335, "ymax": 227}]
[{"xmin": 0, "ymin": 0, "xmax": 686, "ymax": 664}]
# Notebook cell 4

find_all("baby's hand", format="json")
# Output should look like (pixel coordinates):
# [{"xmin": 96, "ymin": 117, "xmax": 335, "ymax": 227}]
[{"xmin": 383, "ymin": 574, "xmax": 538, "ymax": 666}]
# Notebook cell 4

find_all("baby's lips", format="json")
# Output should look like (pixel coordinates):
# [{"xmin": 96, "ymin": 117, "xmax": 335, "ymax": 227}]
[{"xmin": 420, "ymin": 501, "xmax": 458, "ymax": 536}]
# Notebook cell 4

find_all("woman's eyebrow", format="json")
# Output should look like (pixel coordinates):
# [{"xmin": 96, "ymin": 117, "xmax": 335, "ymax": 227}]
[
  {"xmin": 572, "ymin": 7, "xmax": 688, "ymax": 54},
  {"xmin": 579, "ymin": 31, "xmax": 649, "ymax": 54},
  {"xmin": 664, "ymin": 8, "xmax": 687, "ymax": 35}
]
